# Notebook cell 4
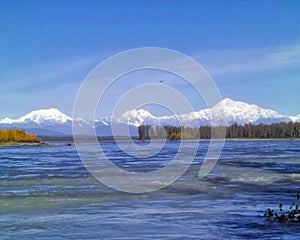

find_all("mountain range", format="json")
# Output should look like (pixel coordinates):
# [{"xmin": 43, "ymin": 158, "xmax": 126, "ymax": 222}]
[{"xmin": 0, "ymin": 98, "xmax": 299, "ymax": 137}]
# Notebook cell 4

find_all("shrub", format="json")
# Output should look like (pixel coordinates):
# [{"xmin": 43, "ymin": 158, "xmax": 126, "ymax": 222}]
[{"xmin": 0, "ymin": 129, "xmax": 38, "ymax": 142}]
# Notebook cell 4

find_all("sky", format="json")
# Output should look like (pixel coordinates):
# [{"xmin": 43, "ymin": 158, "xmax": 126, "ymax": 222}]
[{"xmin": 0, "ymin": 0, "xmax": 300, "ymax": 118}]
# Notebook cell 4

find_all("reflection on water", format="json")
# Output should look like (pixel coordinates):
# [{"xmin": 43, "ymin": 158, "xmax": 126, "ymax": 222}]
[{"xmin": 1, "ymin": 140, "xmax": 300, "ymax": 239}]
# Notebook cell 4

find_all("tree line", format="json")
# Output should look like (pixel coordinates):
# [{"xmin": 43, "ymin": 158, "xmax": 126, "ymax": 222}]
[
  {"xmin": 0, "ymin": 129, "xmax": 38, "ymax": 142},
  {"xmin": 138, "ymin": 122, "xmax": 300, "ymax": 140}
]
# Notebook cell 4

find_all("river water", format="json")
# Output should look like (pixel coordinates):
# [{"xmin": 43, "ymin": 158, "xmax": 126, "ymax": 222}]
[{"xmin": 1, "ymin": 140, "xmax": 300, "ymax": 239}]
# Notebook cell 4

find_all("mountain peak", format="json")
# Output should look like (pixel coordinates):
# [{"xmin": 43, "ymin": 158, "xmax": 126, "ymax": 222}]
[
  {"xmin": 0, "ymin": 117, "xmax": 15, "ymax": 124},
  {"xmin": 0, "ymin": 99, "xmax": 299, "ymax": 136},
  {"xmin": 118, "ymin": 109, "xmax": 156, "ymax": 127},
  {"xmin": 20, "ymin": 108, "xmax": 73, "ymax": 124},
  {"xmin": 218, "ymin": 98, "xmax": 253, "ymax": 108},
  {"xmin": 220, "ymin": 97, "xmax": 237, "ymax": 104},
  {"xmin": 1, "ymin": 108, "xmax": 72, "ymax": 124},
  {"xmin": 215, "ymin": 98, "xmax": 287, "ymax": 124}
]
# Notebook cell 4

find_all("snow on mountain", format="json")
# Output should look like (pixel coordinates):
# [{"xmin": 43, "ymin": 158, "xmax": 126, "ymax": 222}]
[
  {"xmin": 117, "ymin": 109, "xmax": 157, "ymax": 127},
  {"xmin": 0, "ymin": 108, "xmax": 72, "ymax": 124},
  {"xmin": 213, "ymin": 98, "xmax": 290, "ymax": 125},
  {"xmin": 95, "ymin": 119, "xmax": 109, "ymax": 126},
  {"xmin": 0, "ymin": 98, "xmax": 299, "ymax": 136},
  {"xmin": 0, "ymin": 117, "xmax": 15, "ymax": 124},
  {"xmin": 290, "ymin": 115, "xmax": 300, "ymax": 123},
  {"xmin": 147, "ymin": 98, "xmax": 291, "ymax": 127}
]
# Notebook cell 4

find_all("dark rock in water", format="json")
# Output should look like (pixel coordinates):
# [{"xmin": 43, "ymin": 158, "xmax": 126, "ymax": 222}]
[{"xmin": 264, "ymin": 194, "xmax": 300, "ymax": 223}]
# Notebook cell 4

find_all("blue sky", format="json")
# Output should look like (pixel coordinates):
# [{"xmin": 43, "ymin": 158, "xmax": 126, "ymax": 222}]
[{"xmin": 0, "ymin": 0, "xmax": 300, "ymax": 118}]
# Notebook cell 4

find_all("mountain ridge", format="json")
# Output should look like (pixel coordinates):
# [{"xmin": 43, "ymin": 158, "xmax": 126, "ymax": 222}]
[
  {"xmin": 0, "ymin": 108, "xmax": 72, "ymax": 124},
  {"xmin": 0, "ymin": 98, "xmax": 299, "ymax": 136}
]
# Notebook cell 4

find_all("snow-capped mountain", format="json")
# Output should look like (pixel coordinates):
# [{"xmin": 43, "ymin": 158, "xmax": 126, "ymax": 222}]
[
  {"xmin": 117, "ymin": 109, "xmax": 157, "ymax": 127},
  {"xmin": 290, "ymin": 115, "xmax": 300, "ymax": 123},
  {"xmin": 0, "ymin": 98, "xmax": 299, "ymax": 136},
  {"xmin": 0, "ymin": 108, "xmax": 73, "ymax": 136},
  {"xmin": 209, "ymin": 98, "xmax": 290, "ymax": 125},
  {"xmin": 0, "ymin": 108, "xmax": 72, "ymax": 124},
  {"xmin": 113, "ymin": 98, "xmax": 293, "ymax": 127}
]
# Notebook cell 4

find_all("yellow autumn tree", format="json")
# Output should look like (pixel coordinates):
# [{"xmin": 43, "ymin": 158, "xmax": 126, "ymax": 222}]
[{"xmin": 0, "ymin": 129, "xmax": 38, "ymax": 142}]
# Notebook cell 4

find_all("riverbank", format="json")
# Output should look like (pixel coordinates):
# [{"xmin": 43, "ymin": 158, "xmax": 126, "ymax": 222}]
[
  {"xmin": 1, "ymin": 137, "xmax": 299, "ymax": 147},
  {"xmin": 39, "ymin": 136, "xmax": 300, "ymax": 142},
  {"xmin": 0, "ymin": 141, "xmax": 48, "ymax": 147}
]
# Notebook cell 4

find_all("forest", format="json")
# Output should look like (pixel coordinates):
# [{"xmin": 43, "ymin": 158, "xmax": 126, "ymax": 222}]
[
  {"xmin": 138, "ymin": 122, "xmax": 300, "ymax": 140},
  {"xmin": 0, "ymin": 129, "xmax": 39, "ymax": 142}
]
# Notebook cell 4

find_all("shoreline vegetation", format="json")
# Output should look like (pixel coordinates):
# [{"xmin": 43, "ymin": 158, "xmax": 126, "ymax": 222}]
[
  {"xmin": 39, "ymin": 136, "xmax": 300, "ymax": 143},
  {"xmin": 0, "ymin": 129, "xmax": 41, "ymax": 146},
  {"xmin": 1, "ymin": 121, "xmax": 300, "ymax": 147},
  {"xmin": 138, "ymin": 122, "xmax": 300, "ymax": 140}
]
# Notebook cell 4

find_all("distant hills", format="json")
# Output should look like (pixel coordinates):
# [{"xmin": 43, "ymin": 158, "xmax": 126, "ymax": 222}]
[{"xmin": 0, "ymin": 98, "xmax": 299, "ymax": 137}]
